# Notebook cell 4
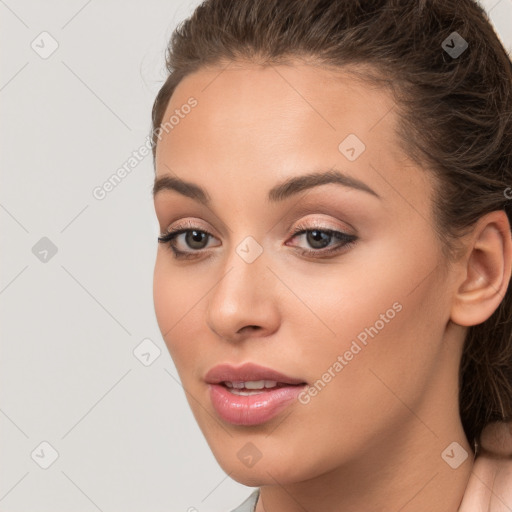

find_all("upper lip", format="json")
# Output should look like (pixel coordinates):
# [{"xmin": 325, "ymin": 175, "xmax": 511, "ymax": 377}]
[{"xmin": 204, "ymin": 362, "xmax": 306, "ymax": 385}]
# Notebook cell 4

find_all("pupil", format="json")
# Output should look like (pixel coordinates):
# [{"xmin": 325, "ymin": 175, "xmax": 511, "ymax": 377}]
[
  {"xmin": 308, "ymin": 230, "xmax": 330, "ymax": 249},
  {"xmin": 187, "ymin": 230, "xmax": 207, "ymax": 248}
]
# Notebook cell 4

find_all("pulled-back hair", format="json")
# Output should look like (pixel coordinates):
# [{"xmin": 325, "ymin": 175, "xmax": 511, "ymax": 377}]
[{"xmin": 150, "ymin": 0, "xmax": 512, "ymax": 451}]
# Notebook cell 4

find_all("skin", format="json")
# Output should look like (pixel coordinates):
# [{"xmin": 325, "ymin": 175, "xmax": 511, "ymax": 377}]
[
  {"xmin": 461, "ymin": 422, "xmax": 512, "ymax": 512},
  {"xmin": 152, "ymin": 59, "xmax": 512, "ymax": 512}
]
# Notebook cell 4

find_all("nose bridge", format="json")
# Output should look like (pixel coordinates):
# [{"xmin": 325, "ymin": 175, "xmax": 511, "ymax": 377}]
[{"xmin": 206, "ymin": 231, "xmax": 277, "ymax": 338}]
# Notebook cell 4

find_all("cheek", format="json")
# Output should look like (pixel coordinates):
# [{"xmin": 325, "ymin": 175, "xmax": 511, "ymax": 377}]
[
  {"xmin": 153, "ymin": 257, "xmax": 190, "ymax": 360},
  {"xmin": 152, "ymin": 255, "xmax": 210, "ymax": 376},
  {"xmin": 285, "ymin": 237, "xmax": 446, "ymax": 416},
  {"xmin": 278, "ymin": 252, "xmax": 405, "ymax": 357},
  {"xmin": 153, "ymin": 257, "xmax": 174, "ymax": 334}
]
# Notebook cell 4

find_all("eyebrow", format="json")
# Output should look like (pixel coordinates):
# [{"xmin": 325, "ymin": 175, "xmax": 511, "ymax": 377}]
[{"xmin": 152, "ymin": 168, "xmax": 380, "ymax": 204}]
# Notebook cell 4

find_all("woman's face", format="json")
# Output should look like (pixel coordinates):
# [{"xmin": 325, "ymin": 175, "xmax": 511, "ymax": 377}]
[{"xmin": 152, "ymin": 61, "xmax": 465, "ymax": 485}]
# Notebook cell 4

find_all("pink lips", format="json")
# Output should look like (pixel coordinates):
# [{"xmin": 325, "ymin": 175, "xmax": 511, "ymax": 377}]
[{"xmin": 205, "ymin": 362, "xmax": 307, "ymax": 426}]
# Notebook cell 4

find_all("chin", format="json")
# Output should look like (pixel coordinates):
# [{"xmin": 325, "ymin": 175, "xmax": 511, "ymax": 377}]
[{"xmin": 209, "ymin": 441, "xmax": 320, "ymax": 487}]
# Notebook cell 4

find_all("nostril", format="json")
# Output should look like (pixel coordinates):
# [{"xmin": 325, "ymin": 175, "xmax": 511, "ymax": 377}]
[{"xmin": 238, "ymin": 325, "xmax": 261, "ymax": 333}]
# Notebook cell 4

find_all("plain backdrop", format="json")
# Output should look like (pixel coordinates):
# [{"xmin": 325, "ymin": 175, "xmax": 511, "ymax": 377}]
[{"xmin": 1, "ymin": 1, "xmax": 511, "ymax": 511}]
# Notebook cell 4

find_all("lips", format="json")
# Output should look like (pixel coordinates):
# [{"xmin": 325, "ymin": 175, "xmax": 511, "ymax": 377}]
[
  {"xmin": 204, "ymin": 362, "xmax": 306, "ymax": 386},
  {"xmin": 204, "ymin": 363, "xmax": 307, "ymax": 426}
]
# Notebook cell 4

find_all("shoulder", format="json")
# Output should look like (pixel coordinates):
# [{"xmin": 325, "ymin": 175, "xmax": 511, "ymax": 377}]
[{"xmin": 228, "ymin": 489, "xmax": 260, "ymax": 512}]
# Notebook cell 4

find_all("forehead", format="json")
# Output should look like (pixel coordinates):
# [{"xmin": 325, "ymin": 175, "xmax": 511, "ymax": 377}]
[
  {"xmin": 154, "ymin": 60, "xmax": 433, "ymax": 216},
  {"xmin": 157, "ymin": 61, "xmax": 399, "ymax": 166}
]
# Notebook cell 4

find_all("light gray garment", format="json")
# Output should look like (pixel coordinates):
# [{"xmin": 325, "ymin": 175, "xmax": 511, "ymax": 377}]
[{"xmin": 229, "ymin": 489, "xmax": 260, "ymax": 512}]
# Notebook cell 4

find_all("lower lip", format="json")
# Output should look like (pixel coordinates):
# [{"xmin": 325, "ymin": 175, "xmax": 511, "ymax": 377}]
[{"xmin": 208, "ymin": 383, "xmax": 306, "ymax": 426}]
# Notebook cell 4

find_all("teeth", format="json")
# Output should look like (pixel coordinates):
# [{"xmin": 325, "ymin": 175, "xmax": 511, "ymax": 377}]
[
  {"xmin": 229, "ymin": 389, "xmax": 265, "ymax": 396},
  {"xmin": 223, "ymin": 380, "xmax": 278, "ymax": 390},
  {"xmin": 245, "ymin": 380, "xmax": 272, "ymax": 389}
]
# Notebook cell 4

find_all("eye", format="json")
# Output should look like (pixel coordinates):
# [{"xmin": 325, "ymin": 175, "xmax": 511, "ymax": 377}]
[
  {"xmin": 158, "ymin": 221, "xmax": 218, "ymax": 260},
  {"xmin": 157, "ymin": 220, "xmax": 358, "ymax": 260},
  {"xmin": 287, "ymin": 222, "xmax": 358, "ymax": 257}
]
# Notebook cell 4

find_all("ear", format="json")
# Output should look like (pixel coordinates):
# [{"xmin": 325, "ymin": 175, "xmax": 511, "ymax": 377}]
[{"xmin": 450, "ymin": 210, "xmax": 512, "ymax": 327}]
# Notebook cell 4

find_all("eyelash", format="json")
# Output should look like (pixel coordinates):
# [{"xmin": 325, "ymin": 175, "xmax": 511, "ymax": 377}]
[{"xmin": 157, "ymin": 220, "xmax": 358, "ymax": 260}]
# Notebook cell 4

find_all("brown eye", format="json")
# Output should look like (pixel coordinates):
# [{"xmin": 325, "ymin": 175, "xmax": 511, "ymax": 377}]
[
  {"xmin": 288, "ymin": 225, "xmax": 358, "ymax": 258},
  {"xmin": 158, "ymin": 224, "xmax": 219, "ymax": 259},
  {"xmin": 183, "ymin": 230, "xmax": 209, "ymax": 250},
  {"xmin": 304, "ymin": 229, "xmax": 332, "ymax": 249}
]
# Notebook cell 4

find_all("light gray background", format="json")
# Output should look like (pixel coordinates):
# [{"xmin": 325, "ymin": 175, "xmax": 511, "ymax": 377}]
[{"xmin": 1, "ymin": 1, "xmax": 511, "ymax": 511}]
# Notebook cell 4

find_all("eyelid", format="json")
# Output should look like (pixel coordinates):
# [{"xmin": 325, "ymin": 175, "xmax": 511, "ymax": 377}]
[
  {"xmin": 165, "ymin": 218, "xmax": 215, "ymax": 235},
  {"xmin": 162, "ymin": 214, "xmax": 355, "ymax": 244},
  {"xmin": 286, "ymin": 214, "xmax": 356, "ymax": 238},
  {"xmin": 281, "ymin": 206, "xmax": 358, "ymax": 233}
]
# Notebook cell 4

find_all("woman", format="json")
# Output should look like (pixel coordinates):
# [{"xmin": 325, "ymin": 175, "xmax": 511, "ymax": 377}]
[{"xmin": 150, "ymin": 0, "xmax": 512, "ymax": 510}]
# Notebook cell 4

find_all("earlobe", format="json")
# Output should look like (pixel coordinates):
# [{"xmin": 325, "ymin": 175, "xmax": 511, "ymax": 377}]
[{"xmin": 450, "ymin": 210, "xmax": 512, "ymax": 327}]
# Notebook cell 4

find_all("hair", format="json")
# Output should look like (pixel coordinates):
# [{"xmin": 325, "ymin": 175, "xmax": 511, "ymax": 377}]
[{"xmin": 150, "ymin": 0, "xmax": 512, "ymax": 452}]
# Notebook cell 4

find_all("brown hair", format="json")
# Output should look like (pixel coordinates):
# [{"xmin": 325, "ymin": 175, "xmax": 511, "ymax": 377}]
[{"xmin": 150, "ymin": 0, "xmax": 512, "ymax": 451}]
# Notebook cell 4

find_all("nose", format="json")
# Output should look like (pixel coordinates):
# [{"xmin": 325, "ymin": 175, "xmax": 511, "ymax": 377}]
[{"xmin": 206, "ymin": 239, "xmax": 280, "ymax": 343}]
